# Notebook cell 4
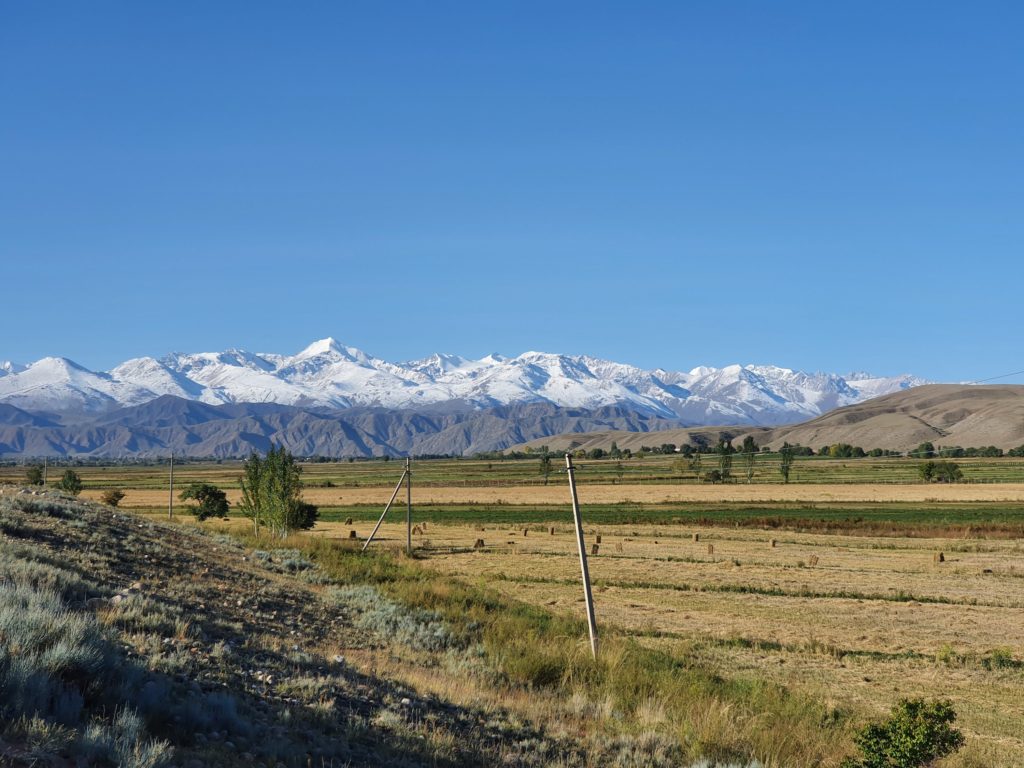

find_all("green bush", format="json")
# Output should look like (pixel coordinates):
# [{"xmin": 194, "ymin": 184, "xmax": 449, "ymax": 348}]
[
  {"xmin": 842, "ymin": 698, "xmax": 964, "ymax": 768},
  {"xmin": 57, "ymin": 470, "xmax": 83, "ymax": 496},
  {"xmin": 178, "ymin": 482, "xmax": 229, "ymax": 521}
]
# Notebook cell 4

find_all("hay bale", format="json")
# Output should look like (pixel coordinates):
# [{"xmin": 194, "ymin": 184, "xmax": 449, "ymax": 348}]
[
  {"xmin": 550, "ymin": 527, "xmax": 556, "ymax": 535},
  {"xmin": 770, "ymin": 539, "xmax": 777, "ymax": 548},
  {"xmin": 348, "ymin": 530, "xmax": 357, "ymax": 539},
  {"xmin": 412, "ymin": 525, "xmax": 423, "ymax": 535},
  {"xmin": 591, "ymin": 544, "xmax": 600, "ymax": 556},
  {"xmin": 345, "ymin": 517, "xmax": 353, "ymax": 525},
  {"xmin": 693, "ymin": 533, "xmax": 700, "ymax": 542},
  {"xmin": 615, "ymin": 542, "xmax": 623, "ymax": 553},
  {"xmin": 595, "ymin": 534, "xmax": 602, "ymax": 544},
  {"xmin": 473, "ymin": 538, "xmax": 485, "ymax": 549},
  {"xmin": 707, "ymin": 544, "xmax": 714, "ymax": 555},
  {"xmin": 934, "ymin": 552, "xmax": 945, "ymax": 563},
  {"xmin": 809, "ymin": 555, "xmax": 819, "ymax": 566}
]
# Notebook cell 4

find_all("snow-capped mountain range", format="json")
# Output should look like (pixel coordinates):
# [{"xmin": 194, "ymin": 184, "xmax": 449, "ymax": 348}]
[{"xmin": 0, "ymin": 339, "xmax": 927, "ymax": 426}]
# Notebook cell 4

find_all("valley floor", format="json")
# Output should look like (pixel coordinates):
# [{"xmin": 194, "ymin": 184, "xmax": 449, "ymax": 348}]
[{"xmin": 314, "ymin": 519, "xmax": 1024, "ymax": 767}]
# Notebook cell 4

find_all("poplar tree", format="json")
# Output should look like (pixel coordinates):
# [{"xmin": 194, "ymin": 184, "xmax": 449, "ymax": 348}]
[{"xmin": 239, "ymin": 445, "xmax": 318, "ymax": 538}]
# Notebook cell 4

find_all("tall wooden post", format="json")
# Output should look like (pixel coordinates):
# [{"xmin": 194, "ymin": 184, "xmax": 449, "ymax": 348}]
[
  {"xmin": 405, "ymin": 457, "xmax": 412, "ymax": 555},
  {"xmin": 168, "ymin": 452, "xmax": 174, "ymax": 519},
  {"xmin": 565, "ymin": 453, "xmax": 598, "ymax": 658},
  {"xmin": 42, "ymin": 456, "xmax": 47, "ymax": 486}
]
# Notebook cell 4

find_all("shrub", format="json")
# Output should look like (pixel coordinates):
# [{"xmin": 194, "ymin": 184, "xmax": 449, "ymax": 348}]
[
  {"xmin": 918, "ymin": 461, "xmax": 962, "ymax": 484},
  {"xmin": 25, "ymin": 466, "xmax": 45, "ymax": 486},
  {"xmin": 100, "ymin": 489, "xmax": 126, "ymax": 507},
  {"xmin": 178, "ymin": 483, "xmax": 229, "ymax": 521},
  {"xmin": 327, "ymin": 585, "xmax": 459, "ymax": 653},
  {"xmin": 842, "ymin": 698, "xmax": 964, "ymax": 768},
  {"xmin": 57, "ymin": 470, "xmax": 83, "ymax": 496}
]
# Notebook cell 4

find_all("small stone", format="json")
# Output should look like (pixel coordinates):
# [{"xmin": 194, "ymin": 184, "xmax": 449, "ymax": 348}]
[
  {"xmin": 400, "ymin": 697, "xmax": 412, "ymax": 707},
  {"xmin": 332, "ymin": 655, "xmax": 345, "ymax": 664}
]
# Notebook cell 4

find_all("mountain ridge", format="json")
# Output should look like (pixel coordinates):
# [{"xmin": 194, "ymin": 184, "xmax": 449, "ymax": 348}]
[
  {"xmin": 512, "ymin": 384, "xmax": 1024, "ymax": 454},
  {"xmin": 0, "ymin": 338, "xmax": 925, "ymax": 426}
]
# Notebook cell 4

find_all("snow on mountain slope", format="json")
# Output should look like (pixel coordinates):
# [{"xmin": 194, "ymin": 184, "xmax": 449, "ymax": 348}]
[
  {"xmin": 0, "ymin": 339, "xmax": 928, "ymax": 424},
  {"xmin": 0, "ymin": 357, "xmax": 156, "ymax": 413},
  {"xmin": 0, "ymin": 361, "xmax": 26, "ymax": 377}
]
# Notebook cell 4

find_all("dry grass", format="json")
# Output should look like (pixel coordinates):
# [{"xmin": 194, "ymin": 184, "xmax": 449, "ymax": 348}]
[
  {"xmin": 85, "ymin": 482, "xmax": 1024, "ymax": 509},
  {"xmin": 312, "ymin": 519, "xmax": 1024, "ymax": 767}
]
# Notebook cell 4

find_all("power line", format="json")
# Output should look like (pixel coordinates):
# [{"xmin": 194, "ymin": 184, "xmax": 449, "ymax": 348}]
[{"xmin": 970, "ymin": 369, "xmax": 1024, "ymax": 384}]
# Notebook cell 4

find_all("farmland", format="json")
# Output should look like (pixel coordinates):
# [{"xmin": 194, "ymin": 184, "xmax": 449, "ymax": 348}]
[
  {"xmin": 310, "ymin": 517, "xmax": 1024, "ymax": 766},
  {"xmin": 6, "ymin": 454, "xmax": 1024, "ymax": 765}
]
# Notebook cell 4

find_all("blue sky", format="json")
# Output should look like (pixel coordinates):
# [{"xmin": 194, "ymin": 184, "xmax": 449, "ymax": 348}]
[{"xmin": 2, "ymin": 2, "xmax": 1021, "ymax": 382}]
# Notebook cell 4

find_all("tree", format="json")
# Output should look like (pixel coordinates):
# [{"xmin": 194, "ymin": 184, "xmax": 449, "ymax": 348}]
[
  {"xmin": 609, "ymin": 441, "xmax": 622, "ymax": 459},
  {"xmin": 715, "ymin": 439, "xmax": 734, "ymax": 482},
  {"xmin": 689, "ymin": 451, "xmax": 703, "ymax": 483},
  {"xmin": 100, "ymin": 489, "xmax": 126, "ymax": 507},
  {"xmin": 704, "ymin": 469, "xmax": 723, "ymax": 484},
  {"xmin": 24, "ymin": 466, "xmax": 44, "ymax": 486},
  {"xmin": 779, "ymin": 442, "xmax": 796, "ymax": 484},
  {"xmin": 238, "ymin": 446, "xmax": 318, "ymax": 538},
  {"xmin": 740, "ymin": 435, "xmax": 758, "ymax": 483},
  {"xmin": 179, "ymin": 483, "xmax": 229, "ymax": 522},
  {"xmin": 57, "ymin": 469, "xmax": 82, "ymax": 496},
  {"xmin": 913, "ymin": 442, "xmax": 936, "ymax": 459},
  {"xmin": 539, "ymin": 453, "xmax": 552, "ymax": 486},
  {"xmin": 842, "ymin": 698, "xmax": 964, "ymax": 768},
  {"xmin": 919, "ymin": 461, "xmax": 963, "ymax": 484}
]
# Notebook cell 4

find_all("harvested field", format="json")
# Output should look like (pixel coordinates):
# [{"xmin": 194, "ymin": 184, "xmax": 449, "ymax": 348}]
[
  {"xmin": 313, "ymin": 519, "xmax": 1024, "ymax": 766},
  {"xmin": 84, "ymin": 481, "xmax": 1024, "ymax": 509}
]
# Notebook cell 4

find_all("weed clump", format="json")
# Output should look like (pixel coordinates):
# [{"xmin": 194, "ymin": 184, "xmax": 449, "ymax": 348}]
[
  {"xmin": 0, "ymin": 579, "xmax": 170, "ymax": 766},
  {"xmin": 327, "ymin": 585, "xmax": 459, "ymax": 653}
]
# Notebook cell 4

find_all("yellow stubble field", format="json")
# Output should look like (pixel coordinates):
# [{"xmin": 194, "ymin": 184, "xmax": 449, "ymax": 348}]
[
  {"xmin": 313, "ymin": 518, "xmax": 1024, "ymax": 766},
  {"xmin": 84, "ymin": 481, "xmax": 1024, "ymax": 508}
]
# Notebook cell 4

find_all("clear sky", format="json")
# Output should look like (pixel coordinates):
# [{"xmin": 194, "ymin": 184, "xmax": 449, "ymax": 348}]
[{"xmin": 2, "ymin": 2, "xmax": 1021, "ymax": 382}]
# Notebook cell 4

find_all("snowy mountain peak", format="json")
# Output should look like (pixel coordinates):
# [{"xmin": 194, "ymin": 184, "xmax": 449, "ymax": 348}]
[
  {"xmin": 292, "ymin": 338, "xmax": 372, "ymax": 365},
  {"xmin": 0, "ymin": 342, "xmax": 931, "ymax": 425}
]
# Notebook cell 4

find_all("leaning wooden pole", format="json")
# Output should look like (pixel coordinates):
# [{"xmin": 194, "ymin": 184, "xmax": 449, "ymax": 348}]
[
  {"xmin": 565, "ymin": 453, "xmax": 598, "ymax": 658},
  {"xmin": 362, "ymin": 467, "xmax": 408, "ymax": 552},
  {"xmin": 405, "ymin": 457, "xmax": 412, "ymax": 556}
]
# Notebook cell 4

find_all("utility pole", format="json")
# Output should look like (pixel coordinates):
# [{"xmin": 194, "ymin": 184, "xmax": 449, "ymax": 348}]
[
  {"xmin": 405, "ymin": 456, "xmax": 412, "ymax": 556},
  {"xmin": 565, "ymin": 453, "xmax": 598, "ymax": 658},
  {"xmin": 42, "ymin": 456, "xmax": 47, "ymax": 486},
  {"xmin": 168, "ymin": 453, "xmax": 174, "ymax": 519}
]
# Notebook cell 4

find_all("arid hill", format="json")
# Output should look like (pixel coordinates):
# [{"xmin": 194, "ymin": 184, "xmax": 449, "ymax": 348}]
[{"xmin": 514, "ymin": 384, "xmax": 1024, "ymax": 454}]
